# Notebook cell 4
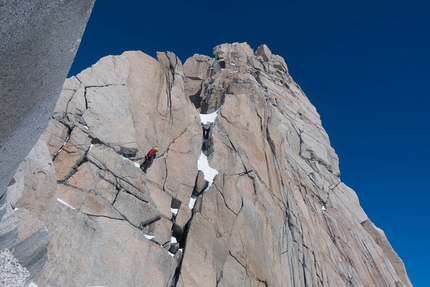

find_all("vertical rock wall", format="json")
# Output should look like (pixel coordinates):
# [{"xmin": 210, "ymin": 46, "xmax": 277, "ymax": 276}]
[
  {"xmin": 10, "ymin": 44, "xmax": 412, "ymax": 286},
  {"xmin": 178, "ymin": 43, "xmax": 411, "ymax": 287}
]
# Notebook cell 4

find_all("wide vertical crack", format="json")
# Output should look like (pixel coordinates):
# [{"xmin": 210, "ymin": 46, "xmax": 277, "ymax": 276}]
[
  {"xmin": 171, "ymin": 205, "xmax": 194, "ymax": 287},
  {"xmin": 171, "ymin": 111, "xmax": 218, "ymax": 286}
]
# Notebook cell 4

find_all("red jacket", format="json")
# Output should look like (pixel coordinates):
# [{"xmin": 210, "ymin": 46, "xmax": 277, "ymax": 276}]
[{"xmin": 146, "ymin": 148, "xmax": 157, "ymax": 159}]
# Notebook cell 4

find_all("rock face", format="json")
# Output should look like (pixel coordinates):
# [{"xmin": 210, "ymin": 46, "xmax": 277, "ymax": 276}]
[
  {"xmin": 0, "ymin": 0, "xmax": 96, "ymax": 192},
  {"xmin": 10, "ymin": 43, "xmax": 412, "ymax": 286},
  {"xmin": 0, "ymin": 2, "xmax": 95, "ymax": 284},
  {"xmin": 12, "ymin": 51, "xmax": 201, "ymax": 286}
]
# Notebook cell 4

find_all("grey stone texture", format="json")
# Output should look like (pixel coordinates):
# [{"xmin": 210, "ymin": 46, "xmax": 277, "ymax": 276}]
[
  {"xmin": 11, "ymin": 208, "xmax": 50, "ymax": 281},
  {"xmin": 10, "ymin": 44, "xmax": 412, "ymax": 286},
  {"xmin": 0, "ymin": 0, "xmax": 96, "ymax": 192},
  {"xmin": 0, "ymin": 249, "xmax": 30, "ymax": 287},
  {"xmin": 0, "ymin": 193, "xmax": 18, "ymax": 252}
]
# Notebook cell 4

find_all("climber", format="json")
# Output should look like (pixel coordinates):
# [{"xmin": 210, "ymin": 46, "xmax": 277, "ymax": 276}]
[{"xmin": 141, "ymin": 147, "xmax": 158, "ymax": 173}]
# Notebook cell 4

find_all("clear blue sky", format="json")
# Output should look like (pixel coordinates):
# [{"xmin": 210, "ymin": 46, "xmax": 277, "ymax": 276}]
[{"xmin": 69, "ymin": 1, "xmax": 429, "ymax": 285}]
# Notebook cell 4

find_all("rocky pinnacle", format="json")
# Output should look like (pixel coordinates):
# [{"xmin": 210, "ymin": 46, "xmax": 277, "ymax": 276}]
[{"xmin": 7, "ymin": 43, "xmax": 412, "ymax": 287}]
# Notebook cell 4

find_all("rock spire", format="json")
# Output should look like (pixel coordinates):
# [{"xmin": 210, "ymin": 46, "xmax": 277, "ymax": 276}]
[{"xmin": 5, "ymin": 43, "xmax": 412, "ymax": 287}]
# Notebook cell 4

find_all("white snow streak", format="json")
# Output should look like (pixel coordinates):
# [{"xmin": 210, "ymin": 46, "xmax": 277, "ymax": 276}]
[
  {"xmin": 171, "ymin": 236, "xmax": 177, "ymax": 244},
  {"xmin": 56, "ymin": 198, "xmax": 76, "ymax": 210},
  {"xmin": 188, "ymin": 196, "xmax": 197, "ymax": 209},
  {"xmin": 134, "ymin": 162, "xmax": 140, "ymax": 168},
  {"xmin": 144, "ymin": 234, "xmax": 154, "ymax": 240}
]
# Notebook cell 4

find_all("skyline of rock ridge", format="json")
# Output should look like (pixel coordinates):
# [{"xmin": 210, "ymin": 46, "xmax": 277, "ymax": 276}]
[{"xmin": 6, "ymin": 42, "xmax": 412, "ymax": 286}]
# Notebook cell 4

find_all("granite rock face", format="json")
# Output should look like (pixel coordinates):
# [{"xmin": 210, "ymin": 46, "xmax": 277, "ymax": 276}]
[
  {"xmin": 179, "ymin": 43, "xmax": 412, "ymax": 287},
  {"xmin": 13, "ymin": 51, "xmax": 201, "ymax": 286},
  {"xmin": 12, "ymin": 44, "xmax": 412, "ymax": 286}
]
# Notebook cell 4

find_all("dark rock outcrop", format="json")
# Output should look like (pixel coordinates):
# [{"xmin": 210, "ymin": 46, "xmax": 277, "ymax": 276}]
[
  {"xmin": 0, "ymin": 193, "xmax": 18, "ymax": 252},
  {"xmin": 0, "ymin": 0, "xmax": 96, "ymax": 192},
  {"xmin": 0, "ymin": 1, "xmax": 95, "ymax": 284}
]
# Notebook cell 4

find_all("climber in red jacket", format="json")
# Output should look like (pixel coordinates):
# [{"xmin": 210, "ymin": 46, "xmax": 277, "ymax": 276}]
[{"xmin": 141, "ymin": 147, "xmax": 158, "ymax": 173}]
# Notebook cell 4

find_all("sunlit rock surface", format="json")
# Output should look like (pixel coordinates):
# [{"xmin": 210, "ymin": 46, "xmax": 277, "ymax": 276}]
[{"xmin": 11, "ymin": 44, "xmax": 412, "ymax": 287}]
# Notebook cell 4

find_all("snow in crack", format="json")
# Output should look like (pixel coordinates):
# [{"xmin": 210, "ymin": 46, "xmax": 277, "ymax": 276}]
[
  {"xmin": 200, "ymin": 107, "xmax": 222, "ymax": 125},
  {"xmin": 197, "ymin": 152, "xmax": 218, "ymax": 188},
  {"xmin": 144, "ymin": 234, "xmax": 155, "ymax": 240},
  {"xmin": 171, "ymin": 106, "xmax": 222, "ymax": 284},
  {"xmin": 188, "ymin": 195, "xmax": 197, "ymax": 209},
  {"xmin": 56, "ymin": 198, "xmax": 76, "ymax": 210},
  {"xmin": 171, "ymin": 208, "xmax": 179, "ymax": 215},
  {"xmin": 191, "ymin": 106, "xmax": 222, "ymax": 206}
]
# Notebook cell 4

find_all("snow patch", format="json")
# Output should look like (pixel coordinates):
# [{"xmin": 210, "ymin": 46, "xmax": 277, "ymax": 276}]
[
  {"xmin": 89, "ymin": 144, "xmax": 93, "ymax": 152},
  {"xmin": 171, "ymin": 236, "xmax": 177, "ymax": 244},
  {"xmin": 171, "ymin": 208, "xmax": 178, "ymax": 215},
  {"xmin": 188, "ymin": 195, "xmax": 197, "ymax": 209},
  {"xmin": 144, "ymin": 234, "xmax": 154, "ymax": 240},
  {"xmin": 200, "ymin": 107, "xmax": 222, "ymax": 125},
  {"xmin": 56, "ymin": 198, "xmax": 76, "ymax": 210},
  {"xmin": 134, "ymin": 161, "xmax": 140, "ymax": 168},
  {"xmin": 322, "ymin": 206, "xmax": 326, "ymax": 211},
  {"xmin": 198, "ymin": 152, "xmax": 218, "ymax": 185}
]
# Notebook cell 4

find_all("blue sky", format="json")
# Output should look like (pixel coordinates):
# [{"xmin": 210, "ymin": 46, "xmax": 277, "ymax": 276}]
[{"xmin": 69, "ymin": 1, "xmax": 429, "ymax": 285}]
